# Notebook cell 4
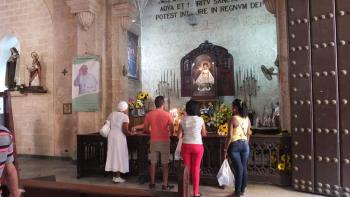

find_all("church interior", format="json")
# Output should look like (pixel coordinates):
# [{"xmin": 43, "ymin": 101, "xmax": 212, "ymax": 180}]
[{"xmin": 0, "ymin": 0, "xmax": 349, "ymax": 196}]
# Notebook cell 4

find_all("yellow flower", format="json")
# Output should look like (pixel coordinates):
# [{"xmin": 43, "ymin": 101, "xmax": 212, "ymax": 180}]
[
  {"xmin": 218, "ymin": 123, "xmax": 228, "ymax": 136},
  {"xmin": 281, "ymin": 154, "xmax": 286, "ymax": 162},
  {"xmin": 201, "ymin": 115, "xmax": 210, "ymax": 123},
  {"xmin": 277, "ymin": 163, "xmax": 285, "ymax": 171},
  {"xmin": 128, "ymin": 102, "xmax": 135, "ymax": 108},
  {"xmin": 137, "ymin": 91, "xmax": 149, "ymax": 100},
  {"xmin": 135, "ymin": 100, "xmax": 143, "ymax": 108}
]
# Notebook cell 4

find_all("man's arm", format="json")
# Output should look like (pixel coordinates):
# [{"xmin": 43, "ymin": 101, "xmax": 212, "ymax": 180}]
[{"xmin": 143, "ymin": 116, "xmax": 150, "ymax": 134}]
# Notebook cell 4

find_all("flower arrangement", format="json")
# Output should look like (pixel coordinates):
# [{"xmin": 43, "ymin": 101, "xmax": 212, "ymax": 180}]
[
  {"xmin": 213, "ymin": 104, "xmax": 232, "ymax": 136},
  {"xmin": 199, "ymin": 102, "xmax": 232, "ymax": 136},
  {"xmin": 270, "ymin": 152, "xmax": 292, "ymax": 172},
  {"xmin": 129, "ymin": 91, "xmax": 150, "ymax": 109}
]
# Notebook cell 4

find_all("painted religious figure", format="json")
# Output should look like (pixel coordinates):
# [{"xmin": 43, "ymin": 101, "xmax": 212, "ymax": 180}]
[
  {"xmin": 5, "ymin": 47, "xmax": 20, "ymax": 89},
  {"xmin": 72, "ymin": 55, "xmax": 100, "ymax": 112},
  {"xmin": 195, "ymin": 61, "xmax": 214, "ymax": 91},
  {"xmin": 27, "ymin": 52, "xmax": 41, "ymax": 87},
  {"xmin": 73, "ymin": 64, "xmax": 98, "ymax": 95},
  {"xmin": 191, "ymin": 56, "xmax": 217, "ymax": 98}
]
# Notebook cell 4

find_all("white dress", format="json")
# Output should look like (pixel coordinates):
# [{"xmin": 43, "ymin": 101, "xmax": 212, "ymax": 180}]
[{"xmin": 105, "ymin": 111, "xmax": 129, "ymax": 173}]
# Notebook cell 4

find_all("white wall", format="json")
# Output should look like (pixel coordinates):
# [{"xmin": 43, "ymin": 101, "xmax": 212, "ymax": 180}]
[{"xmin": 141, "ymin": 0, "xmax": 278, "ymax": 120}]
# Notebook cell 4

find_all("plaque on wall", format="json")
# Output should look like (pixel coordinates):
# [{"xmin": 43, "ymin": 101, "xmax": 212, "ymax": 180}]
[{"xmin": 181, "ymin": 41, "xmax": 234, "ymax": 99}]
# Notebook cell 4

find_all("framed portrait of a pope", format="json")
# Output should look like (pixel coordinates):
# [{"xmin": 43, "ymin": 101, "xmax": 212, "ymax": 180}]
[{"xmin": 191, "ymin": 54, "xmax": 217, "ymax": 98}]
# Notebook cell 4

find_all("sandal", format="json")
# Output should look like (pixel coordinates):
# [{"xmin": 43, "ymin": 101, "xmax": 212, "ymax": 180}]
[{"xmin": 162, "ymin": 184, "xmax": 174, "ymax": 190}]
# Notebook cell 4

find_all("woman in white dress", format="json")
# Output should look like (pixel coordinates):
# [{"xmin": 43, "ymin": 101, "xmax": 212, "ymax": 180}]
[{"xmin": 105, "ymin": 101, "xmax": 134, "ymax": 183}]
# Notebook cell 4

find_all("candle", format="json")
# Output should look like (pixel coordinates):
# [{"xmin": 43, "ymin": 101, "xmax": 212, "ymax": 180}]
[
  {"xmin": 176, "ymin": 78, "xmax": 179, "ymax": 97},
  {"xmin": 173, "ymin": 71, "xmax": 175, "ymax": 90},
  {"xmin": 170, "ymin": 70, "xmax": 173, "ymax": 89},
  {"xmin": 163, "ymin": 71, "xmax": 165, "ymax": 82}
]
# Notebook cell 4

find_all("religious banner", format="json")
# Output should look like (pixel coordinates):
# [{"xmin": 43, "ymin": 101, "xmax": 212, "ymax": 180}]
[{"xmin": 72, "ymin": 55, "xmax": 100, "ymax": 112}]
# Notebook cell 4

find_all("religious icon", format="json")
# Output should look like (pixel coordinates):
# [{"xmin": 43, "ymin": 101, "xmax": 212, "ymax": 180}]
[
  {"xmin": 195, "ymin": 61, "xmax": 214, "ymax": 92},
  {"xmin": 191, "ymin": 56, "xmax": 217, "ymax": 98}
]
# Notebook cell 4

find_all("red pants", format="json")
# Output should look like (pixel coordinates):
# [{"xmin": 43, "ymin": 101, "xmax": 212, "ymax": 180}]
[{"xmin": 181, "ymin": 144, "xmax": 204, "ymax": 195}]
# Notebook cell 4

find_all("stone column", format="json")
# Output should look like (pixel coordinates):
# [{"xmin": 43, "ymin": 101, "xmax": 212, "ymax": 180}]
[
  {"xmin": 66, "ymin": 0, "xmax": 102, "ymax": 135},
  {"xmin": 264, "ymin": 0, "xmax": 291, "ymax": 131},
  {"xmin": 276, "ymin": 0, "xmax": 290, "ymax": 131},
  {"xmin": 111, "ymin": 2, "xmax": 137, "ymax": 106}
]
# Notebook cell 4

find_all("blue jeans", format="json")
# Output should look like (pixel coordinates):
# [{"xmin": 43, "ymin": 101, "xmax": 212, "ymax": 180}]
[{"xmin": 227, "ymin": 140, "xmax": 250, "ymax": 196}]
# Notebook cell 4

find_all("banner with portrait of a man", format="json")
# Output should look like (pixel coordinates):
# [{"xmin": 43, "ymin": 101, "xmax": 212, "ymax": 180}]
[{"xmin": 72, "ymin": 55, "xmax": 100, "ymax": 112}]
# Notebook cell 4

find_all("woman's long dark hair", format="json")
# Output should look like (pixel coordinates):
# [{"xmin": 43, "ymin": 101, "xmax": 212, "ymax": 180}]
[
  {"xmin": 232, "ymin": 99, "xmax": 248, "ymax": 118},
  {"xmin": 186, "ymin": 100, "xmax": 201, "ymax": 116}
]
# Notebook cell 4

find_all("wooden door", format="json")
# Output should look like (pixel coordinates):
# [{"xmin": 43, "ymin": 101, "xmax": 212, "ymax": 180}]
[{"xmin": 287, "ymin": 0, "xmax": 350, "ymax": 196}]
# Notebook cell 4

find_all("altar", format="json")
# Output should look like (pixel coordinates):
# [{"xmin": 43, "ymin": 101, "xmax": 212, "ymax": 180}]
[{"xmin": 77, "ymin": 131, "xmax": 291, "ymax": 186}]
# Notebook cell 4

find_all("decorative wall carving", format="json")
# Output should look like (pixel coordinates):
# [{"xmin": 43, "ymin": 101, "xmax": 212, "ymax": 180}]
[{"xmin": 66, "ymin": 0, "xmax": 100, "ymax": 31}]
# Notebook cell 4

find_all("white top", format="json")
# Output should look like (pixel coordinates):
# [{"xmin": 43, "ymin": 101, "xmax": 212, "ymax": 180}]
[{"xmin": 181, "ymin": 116, "xmax": 204, "ymax": 144}]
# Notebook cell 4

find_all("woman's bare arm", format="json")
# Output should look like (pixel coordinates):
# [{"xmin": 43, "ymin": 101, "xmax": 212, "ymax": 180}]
[{"xmin": 201, "ymin": 124, "xmax": 207, "ymax": 137}]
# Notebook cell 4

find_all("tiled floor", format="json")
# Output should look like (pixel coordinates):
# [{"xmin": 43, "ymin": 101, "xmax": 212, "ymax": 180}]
[{"xmin": 17, "ymin": 156, "xmax": 322, "ymax": 197}]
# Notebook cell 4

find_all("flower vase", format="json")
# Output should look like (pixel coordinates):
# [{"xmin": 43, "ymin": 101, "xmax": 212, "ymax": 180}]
[
  {"xmin": 130, "ymin": 108, "xmax": 137, "ymax": 117},
  {"xmin": 136, "ymin": 108, "xmax": 145, "ymax": 116}
]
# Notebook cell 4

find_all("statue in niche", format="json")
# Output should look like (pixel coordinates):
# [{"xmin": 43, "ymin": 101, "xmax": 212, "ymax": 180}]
[
  {"xmin": 27, "ymin": 52, "xmax": 41, "ymax": 87},
  {"xmin": 25, "ymin": 52, "xmax": 47, "ymax": 93},
  {"xmin": 5, "ymin": 47, "xmax": 20, "ymax": 90}
]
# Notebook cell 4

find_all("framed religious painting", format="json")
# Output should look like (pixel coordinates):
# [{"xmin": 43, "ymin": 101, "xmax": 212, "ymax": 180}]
[
  {"xmin": 63, "ymin": 103, "xmax": 72, "ymax": 114},
  {"xmin": 127, "ymin": 31, "xmax": 139, "ymax": 80},
  {"xmin": 191, "ymin": 54, "xmax": 217, "ymax": 99},
  {"xmin": 180, "ymin": 41, "xmax": 234, "ymax": 99}
]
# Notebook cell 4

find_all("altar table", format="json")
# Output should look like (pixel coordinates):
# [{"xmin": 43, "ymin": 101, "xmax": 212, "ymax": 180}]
[{"xmin": 77, "ymin": 132, "xmax": 291, "ymax": 186}]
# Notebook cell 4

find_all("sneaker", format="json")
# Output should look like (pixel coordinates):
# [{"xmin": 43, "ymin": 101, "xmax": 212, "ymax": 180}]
[
  {"xmin": 162, "ymin": 184, "xmax": 174, "ymax": 190},
  {"xmin": 113, "ymin": 177, "xmax": 125, "ymax": 183}
]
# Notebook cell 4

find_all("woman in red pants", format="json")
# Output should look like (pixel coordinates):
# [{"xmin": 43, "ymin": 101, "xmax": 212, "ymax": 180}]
[{"xmin": 178, "ymin": 100, "xmax": 207, "ymax": 197}]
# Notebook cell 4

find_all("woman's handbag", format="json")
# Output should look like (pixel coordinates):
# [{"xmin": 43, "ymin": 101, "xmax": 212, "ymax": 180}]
[{"xmin": 99, "ymin": 120, "xmax": 111, "ymax": 137}]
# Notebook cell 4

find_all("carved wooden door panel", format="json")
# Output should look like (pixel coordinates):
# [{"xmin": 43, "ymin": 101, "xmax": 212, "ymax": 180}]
[
  {"xmin": 337, "ymin": 0, "xmax": 350, "ymax": 196},
  {"xmin": 288, "ymin": 0, "xmax": 350, "ymax": 196},
  {"xmin": 310, "ymin": 1, "xmax": 340, "ymax": 195},
  {"xmin": 288, "ymin": 0, "xmax": 314, "ymax": 193}
]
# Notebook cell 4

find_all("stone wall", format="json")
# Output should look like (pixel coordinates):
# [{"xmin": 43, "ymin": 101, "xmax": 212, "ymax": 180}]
[
  {"xmin": 141, "ymin": 0, "xmax": 278, "ymax": 120},
  {"xmin": 0, "ymin": 0, "xmax": 77, "ymax": 156},
  {"xmin": 0, "ymin": 0, "xmax": 56, "ymax": 156},
  {"xmin": 0, "ymin": 0, "xmax": 141, "ymax": 157}
]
